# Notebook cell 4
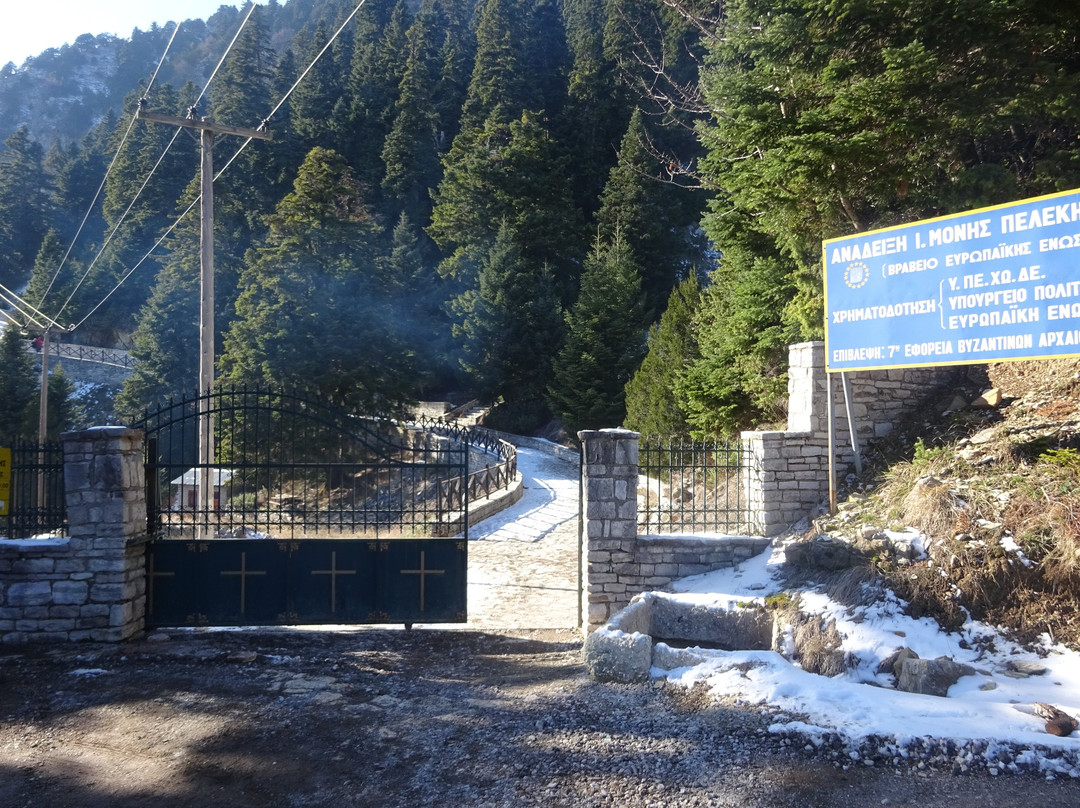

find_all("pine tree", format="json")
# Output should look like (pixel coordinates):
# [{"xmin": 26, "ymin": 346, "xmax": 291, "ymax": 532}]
[
  {"xmin": 547, "ymin": 235, "xmax": 646, "ymax": 435},
  {"xmin": 221, "ymin": 147, "xmax": 416, "ymax": 414},
  {"xmin": 521, "ymin": 0, "xmax": 571, "ymax": 121},
  {"xmin": 559, "ymin": 0, "xmax": 631, "ymax": 220},
  {"xmin": 0, "ymin": 126, "xmax": 50, "ymax": 289},
  {"xmin": 453, "ymin": 221, "xmax": 563, "ymax": 407},
  {"xmin": 0, "ymin": 322, "xmax": 37, "ymax": 444},
  {"xmin": 380, "ymin": 213, "xmax": 452, "ymax": 395},
  {"xmin": 381, "ymin": 1, "xmax": 444, "ymax": 225},
  {"xmin": 25, "ymin": 229, "xmax": 75, "ymax": 316},
  {"xmin": 678, "ymin": 223, "xmax": 798, "ymax": 437},
  {"xmin": 430, "ymin": 111, "xmax": 586, "ymax": 294},
  {"xmin": 289, "ymin": 23, "xmax": 345, "ymax": 152},
  {"xmin": 45, "ymin": 362, "xmax": 80, "ymax": 439},
  {"xmin": 431, "ymin": 0, "xmax": 475, "ymax": 147},
  {"xmin": 49, "ymin": 111, "xmax": 113, "ymax": 246},
  {"xmin": 623, "ymin": 275, "xmax": 700, "ymax": 437},
  {"xmin": 458, "ymin": 0, "xmax": 532, "ymax": 133},
  {"xmin": 83, "ymin": 84, "xmax": 198, "ymax": 340},
  {"xmin": 113, "ymin": 203, "xmax": 201, "ymax": 419},
  {"xmin": 597, "ymin": 108, "xmax": 696, "ymax": 321},
  {"xmin": 209, "ymin": 6, "xmax": 274, "ymax": 129}
]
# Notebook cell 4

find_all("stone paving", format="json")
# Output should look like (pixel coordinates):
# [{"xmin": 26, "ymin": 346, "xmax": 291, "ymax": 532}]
[{"xmin": 465, "ymin": 447, "xmax": 581, "ymax": 630}]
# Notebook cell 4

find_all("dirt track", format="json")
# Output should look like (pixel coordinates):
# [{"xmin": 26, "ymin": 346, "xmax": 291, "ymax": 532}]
[
  {"xmin": 4, "ymin": 447, "xmax": 1080, "ymax": 805},
  {"xmin": 4, "ymin": 628, "xmax": 1080, "ymax": 807}
]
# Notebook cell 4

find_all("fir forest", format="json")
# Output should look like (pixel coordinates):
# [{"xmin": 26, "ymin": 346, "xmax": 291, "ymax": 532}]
[{"xmin": 1, "ymin": 0, "xmax": 1079, "ymax": 445}]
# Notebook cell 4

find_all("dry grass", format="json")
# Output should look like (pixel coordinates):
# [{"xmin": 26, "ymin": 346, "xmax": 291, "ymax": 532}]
[
  {"xmin": 859, "ymin": 410, "xmax": 1080, "ymax": 647},
  {"xmin": 900, "ymin": 477, "xmax": 964, "ymax": 538}
]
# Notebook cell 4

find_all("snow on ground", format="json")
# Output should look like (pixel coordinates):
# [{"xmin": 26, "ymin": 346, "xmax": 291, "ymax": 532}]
[
  {"xmin": 655, "ymin": 542, "xmax": 1080, "ymax": 772},
  {"xmin": 469, "ymin": 447, "xmax": 578, "ymax": 543}
]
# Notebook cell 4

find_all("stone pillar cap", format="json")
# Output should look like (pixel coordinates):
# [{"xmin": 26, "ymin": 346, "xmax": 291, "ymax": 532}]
[{"xmin": 577, "ymin": 428, "xmax": 641, "ymax": 441}]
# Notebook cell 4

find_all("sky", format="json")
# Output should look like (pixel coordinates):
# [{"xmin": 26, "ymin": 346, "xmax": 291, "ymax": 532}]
[{"xmin": 1, "ymin": 1, "xmax": 242, "ymax": 68}]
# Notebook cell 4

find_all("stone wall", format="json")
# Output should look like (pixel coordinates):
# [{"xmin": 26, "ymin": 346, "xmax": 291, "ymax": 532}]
[
  {"xmin": 579, "ymin": 429, "xmax": 770, "ymax": 630},
  {"xmin": 41, "ymin": 344, "xmax": 133, "ymax": 388},
  {"xmin": 0, "ymin": 428, "xmax": 147, "ymax": 643},
  {"xmin": 742, "ymin": 341, "xmax": 965, "ymax": 535}
]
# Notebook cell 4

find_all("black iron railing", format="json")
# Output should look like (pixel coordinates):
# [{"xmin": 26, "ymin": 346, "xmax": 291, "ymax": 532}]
[
  {"xmin": 415, "ymin": 417, "xmax": 518, "ymax": 514},
  {"xmin": 638, "ymin": 438, "xmax": 745, "ymax": 535},
  {"xmin": 3, "ymin": 439, "xmax": 66, "ymax": 539},
  {"xmin": 135, "ymin": 389, "xmax": 468, "ymax": 540}
]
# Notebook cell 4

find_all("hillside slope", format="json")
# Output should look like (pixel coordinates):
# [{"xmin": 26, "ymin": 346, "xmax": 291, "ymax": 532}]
[{"xmin": 805, "ymin": 357, "xmax": 1080, "ymax": 649}]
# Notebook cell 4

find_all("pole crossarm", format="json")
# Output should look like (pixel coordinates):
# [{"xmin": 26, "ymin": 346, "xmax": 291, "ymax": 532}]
[
  {"xmin": 137, "ymin": 104, "xmax": 270, "ymax": 537},
  {"xmin": 136, "ymin": 108, "xmax": 272, "ymax": 141}
]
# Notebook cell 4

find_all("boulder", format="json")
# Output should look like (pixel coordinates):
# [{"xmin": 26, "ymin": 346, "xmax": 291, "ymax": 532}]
[
  {"xmin": 877, "ymin": 646, "xmax": 920, "ymax": 679},
  {"xmin": 784, "ymin": 538, "xmax": 867, "ymax": 571},
  {"xmin": 582, "ymin": 629, "xmax": 652, "ymax": 683},
  {"xmin": 897, "ymin": 656, "xmax": 976, "ymax": 697},
  {"xmin": 971, "ymin": 388, "xmax": 1003, "ymax": 409}
]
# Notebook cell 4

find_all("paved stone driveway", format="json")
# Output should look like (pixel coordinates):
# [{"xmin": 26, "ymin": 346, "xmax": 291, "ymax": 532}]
[{"xmin": 465, "ymin": 447, "xmax": 581, "ymax": 630}]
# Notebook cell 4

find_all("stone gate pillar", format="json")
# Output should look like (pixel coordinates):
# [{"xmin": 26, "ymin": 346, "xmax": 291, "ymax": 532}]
[
  {"xmin": 578, "ymin": 428, "xmax": 639, "ymax": 630},
  {"xmin": 62, "ymin": 427, "xmax": 148, "ymax": 641}
]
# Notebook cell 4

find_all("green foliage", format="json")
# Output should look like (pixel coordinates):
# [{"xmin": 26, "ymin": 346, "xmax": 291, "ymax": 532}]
[
  {"xmin": 458, "ymin": 0, "xmax": 532, "ymax": 133},
  {"xmin": 381, "ymin": 3, "xmax": 444, "ymax": 224},
  {"xmin": 548, "ymin": 235, "xmax": 646, "ymax": 435},
  {"xmin": 45, "ymin": 362, "xmax": 80, "ymax": 439},
  {"xmin": 0, "ymin": 126, "xmax": 50, "ymax": 290},
  {"xmin": 699, "ymin": 0, "xmax": 1080, "ymax": 334},
  {"xmin": 221, "ymin": 147, "xmax": 416, "ymax": 415},
  {"xmin": 597, "ymin": 109, "xmax": 703, "ymax": 320},
  {"xmin": 430, "ymin": 110, "xmax": 586, "ymax": 295},
  {"xmin": 679, "ymin": 233, "xmax": 799, "ymax": 437},
  {"xmin": 624, "ymin": 275, "xmax": 700, "ymax": 438},
  {"xmin": 452, "ymin": 220, "xmax": 564, "ymax": 405},
  {"xmin": 912, "ymin": 437, "xmax": 946, "ymax": 468},
  {"xmin": 0, "ymin": 323, "xmax": 37, "ymax": 443},
  {"xmin": 1038, "ymin": 447, "xmax": 1080, "ymax": 472},
  {"xmin": 764, "ymin": 591, "xmax": 796, "ymax": 611}
]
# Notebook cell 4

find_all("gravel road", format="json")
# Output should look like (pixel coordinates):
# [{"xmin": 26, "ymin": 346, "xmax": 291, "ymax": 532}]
[
  {"xmin": 3, "ymin": 446, "xmax": 1080, "ymax": 806},
  {"xmin": 3, "ymin": 629, "xmax": 1080, "ymax": 807}
]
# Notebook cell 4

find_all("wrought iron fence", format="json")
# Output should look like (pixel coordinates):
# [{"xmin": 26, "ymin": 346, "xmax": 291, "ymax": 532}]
[
  {"xmin": 415, "ymin": 417, "xmax": 518, "ymax": 514},
  {"xmin": 134, "ymin": 389, "xmax": 468, "ymax": 540},
  {"xmin": 3, "ymin": 439, "xmax": 66, "ymax": 539},
  {"xmin": 637, "ymin": 438, "xmax": 745, "ymax": 535}
]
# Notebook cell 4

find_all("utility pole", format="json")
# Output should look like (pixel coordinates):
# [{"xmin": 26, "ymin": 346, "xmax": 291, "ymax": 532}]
[
  {"xmin": 136, "ymin": 103, "xmax": 271, "ymax": 533},
  {"xmin": 36, "ymin": 327, "xmax": 50, "ymax": 511}
]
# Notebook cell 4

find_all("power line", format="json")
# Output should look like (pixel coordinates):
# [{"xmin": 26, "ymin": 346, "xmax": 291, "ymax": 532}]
[
  {"xmin": 70, "ymin": 197, "xmax": 200, "ymax": 330},
  {"xmin": 0, "ymin": 282, "xmax": 67, "ymax": 331},
  {"xmin": 66, "ymin": 0, "xmax": 370, "ymax": 331},
  {"xmin": 47, "ymin": 5, "xmax": 259, "ymax": 323},
  {"xmin": 53, "ymin": 125, "xmax": 186, "ymax": 319},
  {"xmin": 193, "ymin": 1, "xmax": 258, "ymax": 111},
  {"xmin": 35, "ymin": 21, "xmax": 183, "ymax": 311}
]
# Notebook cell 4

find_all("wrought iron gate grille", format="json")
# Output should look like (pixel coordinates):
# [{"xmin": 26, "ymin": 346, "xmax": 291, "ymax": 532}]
[
  {"xmin": 638, "ymin": 438, "xmax": 746, "ymax": 534},
  {"xmin": 3, "ymin": 439, "xmax": 65, "ymax": 540},
  {"xmin": 134, "ymin": 389, "xmax": 468, "ymax": 541}
]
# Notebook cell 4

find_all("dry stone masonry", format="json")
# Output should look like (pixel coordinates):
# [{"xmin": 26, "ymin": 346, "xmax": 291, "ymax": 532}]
[
  {"xmin": 741, "ymin": 341, "xmax": 964, "ymax": 535},
  {"xmin": 0, "ymin": 427, "xmax": 147, "ymax": 643},
  {"xmin": 579, "ymin": 429, "xmax": 770, "ymax": 630}
]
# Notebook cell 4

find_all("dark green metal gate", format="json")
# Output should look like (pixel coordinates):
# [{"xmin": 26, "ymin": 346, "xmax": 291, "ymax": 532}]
[{"xmin": 134, "ymin": 389, "xmax": 469, "ymax": 627}]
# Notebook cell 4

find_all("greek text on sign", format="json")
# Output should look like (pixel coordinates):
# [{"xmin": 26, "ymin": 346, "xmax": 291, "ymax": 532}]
[{"xmin": 823, "ymin": 188, "xmax": 1080, "ymax": 372}]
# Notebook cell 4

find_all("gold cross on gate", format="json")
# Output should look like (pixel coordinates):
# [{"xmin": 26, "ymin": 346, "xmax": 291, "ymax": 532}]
[
  {"xmin": 400, "ymin": 551, "xmax": 445, "ymax": 613},
  {"xmin": 146, "ymin": 554, "xmax": 175, "ymax": 616},
  {"xmin": 311, "ymin": 551, "xmax": 357, "ymax": 613},
  {"xmin": 220, "ymin": 552, "xmax": 266, "ymax": 614}
]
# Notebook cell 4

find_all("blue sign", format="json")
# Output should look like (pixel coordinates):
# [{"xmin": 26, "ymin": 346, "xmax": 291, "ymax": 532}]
[{"xmin": 823, "ymin": 188, "xmax": 1080, "ymax": 371}]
